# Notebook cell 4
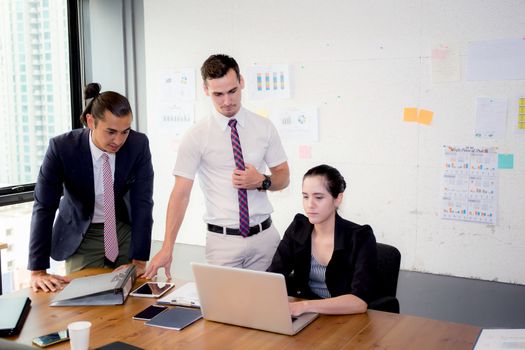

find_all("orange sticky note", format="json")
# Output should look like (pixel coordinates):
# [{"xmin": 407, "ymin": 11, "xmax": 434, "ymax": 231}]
[
  {"xmin": 403, "ymin": 107, "xmax": 418, "ymax": 122},
  {"xmin": 418, "ymin": 109, "xmax": 434, "ymax": 125}
]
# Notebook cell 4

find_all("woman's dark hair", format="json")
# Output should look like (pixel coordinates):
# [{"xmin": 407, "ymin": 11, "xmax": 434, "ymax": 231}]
[
  {"xmin": 200, "ymin": 54, "xmax": 241, "ymax": 84},
  {"xmin": 303, "ymin": 164, "xmax": 347, "ymax": 198},
  {"xmin": 79, "ymin": 83, "xmax": 132, "ymax": 126}
]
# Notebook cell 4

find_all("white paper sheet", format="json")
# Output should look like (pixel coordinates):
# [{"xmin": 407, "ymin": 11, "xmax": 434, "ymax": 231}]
[
  {"xmin": 474, "ymin": 329, "xmax": 525, "ymax": 350},
  {"xmin": 466, "ymin": 38, "xmax": 525, "ymax": 81},
  {"xmin": 431, "ymin": 43, "xmax": 461, "ymax": 83},
  {"xmin": 246, "ymin": 64, "xmax": 291, "ymax": 100},
  {"xmin": 475, "ymin": 97, "xmax": 507, "ymax": 139},
  {"xmin": 158, "ymin": 282, "xmax": 200, "ymax": 308},
  {"xmin": 269, "ymin": 106, "xmax": 318, "ymax": 142}
]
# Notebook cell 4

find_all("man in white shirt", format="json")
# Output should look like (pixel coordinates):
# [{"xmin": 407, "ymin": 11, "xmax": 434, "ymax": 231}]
[{"xmin": 144, "ymin": 54, "xmax": 289, "ymax": 277}]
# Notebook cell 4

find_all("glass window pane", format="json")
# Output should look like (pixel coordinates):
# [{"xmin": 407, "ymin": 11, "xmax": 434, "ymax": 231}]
[
  {"xmin": 0, "ymin": 203, "xmax": 65, "ymax": 293},
  {"xmin": 0, "ymin": 0, "xmax": 71, "ymax": 188}
]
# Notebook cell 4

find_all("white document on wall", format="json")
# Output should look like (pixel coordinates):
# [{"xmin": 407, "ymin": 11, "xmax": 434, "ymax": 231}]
[
  {"xmin": 246, "ymin": 64, "xmax": 291, "ymax": 100},
  {"xmin": 474, "ymin": 97, "xmax": 507, "ymax": 139},
  {"xmin": 431, "ymin": 43, "xmax": 461, "ymax": 83},
  {"xmin": 441, "ymin": 146, "xmax": 498, "ymax": 225},
  {"xmin": 474, "ymin": 329, "xmax": 525, "ymax": 350},
  {"xmin": 159, "ymin": 68, "xmax": 196, "ymax": 102},
  {"xmin": 269, "ymin": 107, "xmax": 319, "ymax": 142},
  {"xmin": 155, "ymin": 69, "xmax": 196, "ymax": 138},
  {"xmin": 466, "ymin": 38, "xmax": 525, "ymax": 81}
]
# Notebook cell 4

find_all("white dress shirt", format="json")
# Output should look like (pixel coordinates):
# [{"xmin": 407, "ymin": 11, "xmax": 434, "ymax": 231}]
[{"xmin": 173, "ymin": 107, "xmax": 287, "ymax": 228}]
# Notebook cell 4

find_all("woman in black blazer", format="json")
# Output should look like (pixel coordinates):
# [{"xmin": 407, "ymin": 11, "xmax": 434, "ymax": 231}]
[{"xmin": 268, "ymin": 164, "xmax": 377, "ymax": 316}]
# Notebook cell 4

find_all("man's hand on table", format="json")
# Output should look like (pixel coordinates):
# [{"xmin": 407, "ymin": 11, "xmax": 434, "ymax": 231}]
[{"xmin": 30, "ymin": 270, "xmax": 70, "ymax": 292}]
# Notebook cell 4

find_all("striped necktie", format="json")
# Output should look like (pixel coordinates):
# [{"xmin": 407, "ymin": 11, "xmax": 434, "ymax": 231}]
[
  {"xmin": 228, "ymin": 119, "xmax": 250, "ymax": 237},
  {"xmin": 102, "ymin": 152, "xmax": 119, "ymax": 262}
]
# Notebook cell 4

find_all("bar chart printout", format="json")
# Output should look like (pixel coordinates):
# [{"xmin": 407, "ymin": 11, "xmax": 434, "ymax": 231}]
[{"xmin": 441, "ymin": 146, "xmax": 498, "ymax": 224}]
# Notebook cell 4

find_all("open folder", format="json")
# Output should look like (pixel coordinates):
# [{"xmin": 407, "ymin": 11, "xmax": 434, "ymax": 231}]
[{"xmin": 50, "ymin": 265, "xmax": 136, "ymax": 306}]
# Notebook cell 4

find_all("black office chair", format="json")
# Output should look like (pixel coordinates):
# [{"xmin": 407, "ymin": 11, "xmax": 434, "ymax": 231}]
[{"xmin": 368, "ymin": 243, "xmax": 401, "ymax": 313}]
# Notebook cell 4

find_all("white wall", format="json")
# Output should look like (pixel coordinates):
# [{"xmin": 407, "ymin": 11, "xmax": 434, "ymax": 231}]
[{"xmin": 143, "ymin": 0, "xmax": 525, "ymax": 284}]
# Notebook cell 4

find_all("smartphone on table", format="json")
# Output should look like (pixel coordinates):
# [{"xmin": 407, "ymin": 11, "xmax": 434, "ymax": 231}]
[
  {"xmin": 132, "ymin": 304, "xmax": 169, "ymax": 320},
  {"xmin": 130, "ymin": 282, "xmax": 175, "ymax": 298},
  {"xmin": 32, "ymin": 329, "xmax": 69, "ymax": 347}
]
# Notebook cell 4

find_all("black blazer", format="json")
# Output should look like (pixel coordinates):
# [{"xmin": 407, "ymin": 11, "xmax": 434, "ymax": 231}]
[
  {"xmin": 28, "ymin": 128, "xmax": 154, "ymax": 270},
  {"xmin": 268, "ymin": 213, "xmax": 377, "ymax": 303}
]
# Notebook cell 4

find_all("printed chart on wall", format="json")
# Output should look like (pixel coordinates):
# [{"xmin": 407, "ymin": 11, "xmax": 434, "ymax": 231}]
[
  {"xmin": 270, "ymin": 107, "xmax": 319, "ymax": 142},
  {"xmin": 156, "ymin": 68, "xmax": 195, "ymax": 138},
  {"xmin": 441, "ymin": 146, "xmax": 498, "ymax": 225},
  {"xmin": 245, "ymin": 64, "xmax": 291, "ymax": 100}
]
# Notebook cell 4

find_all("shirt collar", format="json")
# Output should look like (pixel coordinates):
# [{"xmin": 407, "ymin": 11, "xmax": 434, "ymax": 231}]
[
  {"xmin": 213, "ymin": 107, "xmax": 246, "ymax": 131},
  {"xmin": 88, "ymin": 131, "xmax": 114, "ymax": 161}
]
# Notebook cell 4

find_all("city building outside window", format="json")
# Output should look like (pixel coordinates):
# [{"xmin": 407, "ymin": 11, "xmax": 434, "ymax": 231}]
[{"xmin": 0, "ymin": 0, "xmax": 71, "ymax": 293}]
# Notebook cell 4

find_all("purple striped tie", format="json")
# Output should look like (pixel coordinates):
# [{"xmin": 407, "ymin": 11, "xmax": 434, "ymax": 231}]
[
  {"xmin": 102, "ymin": 153, "xmax": 119, "ymax": 262},
  {"xmin": 228, "ymin": 119, "xmax": 250, "ymax": 237}
]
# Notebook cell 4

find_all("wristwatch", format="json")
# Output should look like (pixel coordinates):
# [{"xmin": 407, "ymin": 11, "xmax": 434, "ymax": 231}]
[{"xmin": 257, "ymin": 175, "xmax": 272, "ymax": 191}]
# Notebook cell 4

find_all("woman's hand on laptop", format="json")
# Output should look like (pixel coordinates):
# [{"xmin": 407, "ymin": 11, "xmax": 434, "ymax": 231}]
[
  {"xmin": 30, "ymin": 270, "xmax": 70, "ymax": 293},
  {"xmin": 289, "ymin": 301, "xmax": 308, "ymax": 317},
  {"xmin": 142, "ymin": 246, "xmax": 173, "ymax": 280}
]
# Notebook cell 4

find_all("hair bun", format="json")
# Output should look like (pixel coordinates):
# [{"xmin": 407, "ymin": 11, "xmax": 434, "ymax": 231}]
[{"xmin": 84, "ymin": 83, "xmax": 101, "ymax": 100}]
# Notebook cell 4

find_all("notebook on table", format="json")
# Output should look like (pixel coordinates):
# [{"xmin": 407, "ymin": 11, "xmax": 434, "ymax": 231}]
[
  {"xmin": 0, "ymin": 296, "xmax": 31, "ymax": 336},
  {"xmin": 191, "ymin": 262, "xmax": 318, "ymax": 335},
  {"xmin": 145, "ymin": 307, "xmax": 202, "ymax": 331}
]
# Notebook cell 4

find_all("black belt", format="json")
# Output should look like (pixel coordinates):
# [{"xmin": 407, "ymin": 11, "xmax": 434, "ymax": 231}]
[{"xmin": 207, "ymin": 217, "xmax": 272, "ymax": 237}]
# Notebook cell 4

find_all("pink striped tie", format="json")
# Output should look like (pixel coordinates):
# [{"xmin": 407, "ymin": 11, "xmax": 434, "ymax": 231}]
[
  {"xmin": 102, "ymin": 153, "xmax": 119, "ymax": 262},
  {"xmin": 228, "ymin": 119, "xmax": 250, "ymax": 237}
]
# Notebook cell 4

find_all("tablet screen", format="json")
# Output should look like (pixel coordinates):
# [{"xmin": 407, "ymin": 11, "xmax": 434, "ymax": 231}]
[{"xmin": 131, "ymin": 282, "xmax": 174, "ymax": 297}]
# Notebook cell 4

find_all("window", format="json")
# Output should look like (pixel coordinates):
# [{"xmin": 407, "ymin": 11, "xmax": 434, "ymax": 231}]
[
  {"xmin": 0, "ymin": 0, "xmax": 82, "ymax": 293},
  {"xmin": 0, "ymin": 0, "xmax": 140, "ymax": 293},
  {"xmin": 0, "ymin": 0, "xmax": 71, "ymax": 188}
]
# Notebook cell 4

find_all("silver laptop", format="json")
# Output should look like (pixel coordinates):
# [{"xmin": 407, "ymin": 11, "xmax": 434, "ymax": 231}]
[{"xmin": 191, "ymin": 262, "xmax": 318, "ymax": 335}]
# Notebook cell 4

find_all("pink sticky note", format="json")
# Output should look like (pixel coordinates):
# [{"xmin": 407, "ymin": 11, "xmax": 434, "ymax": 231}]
[{"xmin": 299, "ymin": 145, "xmax": 312, "ymax": 159}]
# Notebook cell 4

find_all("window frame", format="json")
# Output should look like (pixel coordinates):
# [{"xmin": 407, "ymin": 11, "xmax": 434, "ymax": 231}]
[{"xmin": 0, "ymin": 0, "xmax": 83, "ymax": 207}]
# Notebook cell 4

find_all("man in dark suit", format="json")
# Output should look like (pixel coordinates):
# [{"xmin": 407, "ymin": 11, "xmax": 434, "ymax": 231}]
[{"xmin": 28, "ymin": 84, "xmax": 154, "ymax": 292}]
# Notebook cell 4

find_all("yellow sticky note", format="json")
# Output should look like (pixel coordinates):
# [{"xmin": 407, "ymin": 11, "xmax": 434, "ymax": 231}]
[
  {"xmin": 418, "ymin": 109, "xmax": 434, "ymax": 125},
  {"xmin": 403, "ymin": 107, "xmax": 418, "ymax": 122},
  {"xmin": 255, "ymin": 109, "xmax": 269, "ymax": 118}
]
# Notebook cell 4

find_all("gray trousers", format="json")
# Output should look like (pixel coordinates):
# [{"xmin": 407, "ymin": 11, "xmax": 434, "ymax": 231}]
[
  {"xmin": 205, "ymin": 224, "xmax": 281, "ymax": 271},
  {"xmin": 65, "ymin": 221, "xmax": 132, "ymax": 274}
]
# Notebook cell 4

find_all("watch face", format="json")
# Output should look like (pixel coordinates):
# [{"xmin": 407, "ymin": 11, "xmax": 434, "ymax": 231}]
[{"xmin": 262, "ymin": 176, "xmax": 271, "ymax": 190}]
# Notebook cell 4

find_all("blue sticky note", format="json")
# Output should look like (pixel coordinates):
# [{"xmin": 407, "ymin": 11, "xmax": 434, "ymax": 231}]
[{"xmin": 498, "ymin": 154, "xmax": 514, "ymax": 169}]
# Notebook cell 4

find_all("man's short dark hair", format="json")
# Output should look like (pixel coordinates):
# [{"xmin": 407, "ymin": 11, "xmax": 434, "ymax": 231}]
[{"xmin": 201, "ymin": 54, "xmax": 240, "ymax": 84}]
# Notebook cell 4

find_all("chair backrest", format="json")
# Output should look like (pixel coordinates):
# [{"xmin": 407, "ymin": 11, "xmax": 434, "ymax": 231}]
[
  {"xmin": 376, "ymin": 243, "xmax": 401, "ymax": 297},
  {"xmin": 368, "ymin": 243, "xmax": 401, "ymax": 313}
]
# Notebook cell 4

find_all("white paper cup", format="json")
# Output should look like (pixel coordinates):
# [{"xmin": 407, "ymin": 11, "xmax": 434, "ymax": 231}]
[{"xmin": 68, "ymin": 321, "xmax": 92, "ymax": 350}]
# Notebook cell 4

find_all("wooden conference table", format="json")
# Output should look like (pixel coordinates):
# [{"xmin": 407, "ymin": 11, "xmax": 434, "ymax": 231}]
[{"xmin": 6, "ymin": 268, "xmax": 481, "ymax": 350}]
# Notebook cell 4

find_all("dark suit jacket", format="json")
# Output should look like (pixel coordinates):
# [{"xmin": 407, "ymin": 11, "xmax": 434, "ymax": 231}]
[
  {"xmin": 28, "ymin": 128, "xmax": 154, "ymax": 271},
  {"xmin": 267, "ymin": 213, "xmax": 377, "ymax": 303}
]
